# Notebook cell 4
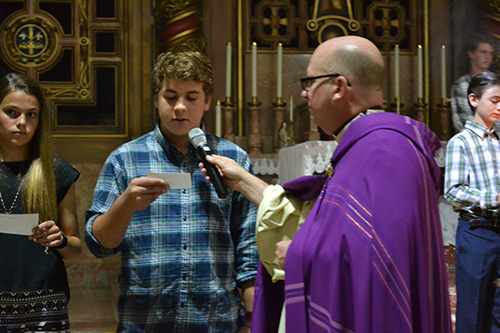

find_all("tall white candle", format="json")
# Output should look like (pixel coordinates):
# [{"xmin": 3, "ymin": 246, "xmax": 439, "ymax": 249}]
[
  {"xmin": 441, "ymin": 45, "xmax": 446, "ymax": 100},
  {"xmin": 225, "ymin": 42, "xmax": 232, "ymax": 98},
  {"xmin": 252, "ymin": 42, "xmax": 257, "ymax": 98},
  {"xmin": 289, "ymin": 96, "xmax": 294, "ymax": 121},
  {"xmin": 277, "ymin": 43, "xmax": 283, "ymax": 99},
  {"xmin": 394, "ymin": 44, "xmax": 400, "ymax": 99},
  {"xmin": 417, "ymin": 45, "xmax": 423, "ymax": 99},
  {"xmin": 215, "ymin": 100, "xmax": 222, "ymax": 137}
]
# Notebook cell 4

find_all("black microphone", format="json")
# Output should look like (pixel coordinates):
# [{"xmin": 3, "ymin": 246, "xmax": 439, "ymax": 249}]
[{"xmin": 189, "ymin": 128, "xmax": 228, "ymax": 199}]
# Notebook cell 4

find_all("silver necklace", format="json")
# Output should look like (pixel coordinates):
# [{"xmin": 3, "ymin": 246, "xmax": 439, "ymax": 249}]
[{"xmin": 0, "ymin": 179, "xmax": 24, "ymax": 214}]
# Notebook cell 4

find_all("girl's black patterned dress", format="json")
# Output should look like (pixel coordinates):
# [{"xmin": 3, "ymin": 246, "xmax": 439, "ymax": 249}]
[{"xmin": 0, "ymin": 157, "xmax": 79, "ymax": 332}]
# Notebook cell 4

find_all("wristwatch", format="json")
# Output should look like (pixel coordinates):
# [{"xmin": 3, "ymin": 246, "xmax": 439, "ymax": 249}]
[{"xmin": 56, "ymin": 231, "xmax": 68, "ymax": 249}]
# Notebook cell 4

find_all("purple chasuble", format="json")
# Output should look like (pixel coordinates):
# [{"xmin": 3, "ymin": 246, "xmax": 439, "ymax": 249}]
[{"xmin": 252, "ymin": 112, "xmax": 451, "ymax": 332}]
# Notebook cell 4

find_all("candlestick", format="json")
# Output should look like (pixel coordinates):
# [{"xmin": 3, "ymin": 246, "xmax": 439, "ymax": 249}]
[
  {"xmin": 215, "ymin": 100, "xmax": 222, "ymax": 137},
  {"xmin": 277, "ymin": 43, "xmax": 283, "ymax": 99},
  {"xmin": 414, "ymin": 98, "xmax": 427, "ymax": 124},
  {"xmin": 394, "ymin": 44, "xmax": 400, "ymax": 100},
  {"xmin": 441, "ymin": 45, "xmax": 446, "ymax": 100},
  {"xmin": 221, "ymin": 103, "xmax": 235, "ymax": 142},
  {"xmin": 417, "ymin": 45, "xmax": 423, "ymax": 99},
  {"xmin": 437, "ymin": 100, "xmax": 451, "ymax": 140},
  {"xmin": 390, "ymin": 98, "xmax": 404, "ymax": 115},
  {"xmin": 248, "ymin": 99, "xmax": 262, "ymax": 155},
  {"xmin": 289, "ymin": 96, "xmax": 294, "ymax": 121},
  {"xmin": 225, "ymin": 42, "xmax": 231, "ymax": 98},
  {"xmin": 252, "ymin": 42, "xmax": 257, "ymax": 98}
]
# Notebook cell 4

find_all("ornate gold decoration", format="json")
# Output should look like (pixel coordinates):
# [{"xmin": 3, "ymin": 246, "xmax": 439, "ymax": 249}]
[
  {"xmin": 360, "ymin": 0, "xmax": 412, "ymax": 53},
  {"xmin": 44, "ymin": 36, "xmax": 90, "ymax": 99},
  {"xmin": 481, "ymin": 1, "xmax": 500, "ymax": 41},
  {"xmin": 44, "ymin": 1, "xmax": 90, "ymax": 101},
  {"xmin": 487, "ymin": 0, "xmax": 500, "ymax": 13},
  {"xmin": 306, "ymin": 0, "xmax": 360, "ymax": 43},
  {"xmin": 1, "ymin": 15, "xmax": 59, "ymax": 69},
  {"xmin": 0, "ymin": 0, "xmax": 133, "ymax": 137},
  {"xmin": 253, "ymin": 0, "xmax": 297, "ymax": 45},
  {"xmin": 155, "ymin": 0, "xmax": 206, "ymax": 53},
  {"xmin": 262, "ymin": 7, "xmax": 288, "ymax": 38}
]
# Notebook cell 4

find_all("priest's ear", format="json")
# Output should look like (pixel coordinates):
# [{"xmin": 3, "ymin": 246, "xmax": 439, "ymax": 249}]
[{"xmin": 331, "ymin": 75, "xmax": 350, "ymax": 101}]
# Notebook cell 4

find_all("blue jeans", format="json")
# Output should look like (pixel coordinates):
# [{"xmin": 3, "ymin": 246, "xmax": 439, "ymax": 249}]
[{"xmin": 455, "ymin": 218, "xmax": 500, "ymax": 333}]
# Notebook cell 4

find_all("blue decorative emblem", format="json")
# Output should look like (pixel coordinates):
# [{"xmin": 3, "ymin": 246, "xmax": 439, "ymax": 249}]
[{"xmin": 15, "ymin": 24, "xmax": 48, "ymax": 57}]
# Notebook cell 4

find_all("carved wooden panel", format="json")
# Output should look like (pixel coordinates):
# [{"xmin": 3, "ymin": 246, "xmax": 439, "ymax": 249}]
[
  {"xmin": 244, "ymin": 0, "xmax": 417, "ymax": 55},
  {"xmin": 357, "ymin": 0, "xmax": 417, "ymax": 54},
  {"xmin": 0, "ymin": 0, "xmax": 128, "ymax": 137}
]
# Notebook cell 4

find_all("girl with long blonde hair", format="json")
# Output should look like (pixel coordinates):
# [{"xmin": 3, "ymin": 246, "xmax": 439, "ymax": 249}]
[{"xmin": 0, "ymin": 72, "xmax": 81, "ymax": 331}]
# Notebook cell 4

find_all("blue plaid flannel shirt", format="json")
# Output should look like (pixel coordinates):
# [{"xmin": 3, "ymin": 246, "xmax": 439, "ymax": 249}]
[{"xmin": 85, "ymin": 125, "xmax": 258, "ymax": 332}]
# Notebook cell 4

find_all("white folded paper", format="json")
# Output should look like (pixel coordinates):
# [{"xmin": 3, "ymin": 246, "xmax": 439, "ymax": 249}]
[{"xmin": 0, "ymin": 213, "xmax": 39, "ymax": 236}]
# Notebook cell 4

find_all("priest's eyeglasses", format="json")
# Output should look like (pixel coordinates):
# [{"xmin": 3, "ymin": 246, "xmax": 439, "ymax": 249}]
[{"xmin": 300, "ymin": 74, "xmax": 351, "ymax": 91}]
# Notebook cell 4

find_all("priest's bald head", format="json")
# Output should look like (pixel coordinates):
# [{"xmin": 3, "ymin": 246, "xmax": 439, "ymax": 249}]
[{"xmin": 301, "ymin": 36, "xmax": 384, "ymax": 136}]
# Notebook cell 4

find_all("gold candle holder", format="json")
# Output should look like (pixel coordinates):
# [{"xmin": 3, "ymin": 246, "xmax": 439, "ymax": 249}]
[
  {"xmin": 414, "ymin": 98, "xmax": 428, "ymax": 124},
  {"xmin": 222, "ymin": 97, "xmax": 235, "ymax": 142},
  {"xmin": 437, "ymin": 98, "xmax": 451, "ymax": 140},
  {"xmin": 224, "ymin": 96, "xmax": 234, "ymax": 107},
  {"xmin": 247, "ymin": 97, "xmax": 262, "ymax": 155},
  {"xmin": 389, "ymin": 97, "xmax": 404, "ymax": 114}
]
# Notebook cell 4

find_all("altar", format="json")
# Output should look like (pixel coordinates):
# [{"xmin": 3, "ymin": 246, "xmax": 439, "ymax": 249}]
[{"xmin": 252, "ymin": 140, "xmax": 458, "ymax": 246}]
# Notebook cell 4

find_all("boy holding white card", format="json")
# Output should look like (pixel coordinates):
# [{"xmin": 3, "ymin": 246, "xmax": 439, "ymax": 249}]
[{"xmin": 85, "ymin": 51, "xmax": 257, "ymax": 332}]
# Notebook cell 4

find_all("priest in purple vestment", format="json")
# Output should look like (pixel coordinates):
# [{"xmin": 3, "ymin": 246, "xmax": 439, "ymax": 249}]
[{"xmin": 199, "ymin": 36, "xmax": 451, "ymax": 332}]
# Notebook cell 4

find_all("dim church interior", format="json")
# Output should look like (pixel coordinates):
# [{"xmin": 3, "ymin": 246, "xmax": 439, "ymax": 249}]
[{"xmin": 2, "ymin": 0, "xmax": 495, "ymax": 331}]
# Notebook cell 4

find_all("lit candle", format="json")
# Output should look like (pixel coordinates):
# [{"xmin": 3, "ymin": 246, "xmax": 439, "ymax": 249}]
[
  {"xmin": 252, "ymin": 42, "xmax": 257, "ymax": 98},
  {"xmin": 441, "ymin": 45, "xmax": 446, "ymax": 100},
  {"xmin": 215, "ymin": 100, "xmax": 222, "ymax": 137},
  {"xmin": 417, "ymin": 45, "xmax": 423, "ymax": 99},
  {"xmin": 289, "ymin": 96, "xmax": 294, "ymax": 121},
  {"xmin": 225, "ymin": 42, "xmax": 232, "ymax": 98},
  {"xmin": 277, "ymin": 43, "xmax": 283, "ymax": 99}
]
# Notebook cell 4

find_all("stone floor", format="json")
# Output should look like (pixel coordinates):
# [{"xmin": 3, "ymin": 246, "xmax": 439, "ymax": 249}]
[
  {"xmin": 66, "ymin": 259, "xmax": 119, "ymax": 332},
  {"xmin": 69, "ymin": 287, "xmax": 118, "ymax": 332}
]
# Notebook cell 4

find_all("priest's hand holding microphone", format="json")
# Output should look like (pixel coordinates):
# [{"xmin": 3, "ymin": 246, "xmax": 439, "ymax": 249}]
[
  {"xmin": 189, "ymin": 128, "xmax": 228, "ymax": 198},
  {"xmin": 190, "ymin": 128, "xmax": 269, "ymax": 207}
]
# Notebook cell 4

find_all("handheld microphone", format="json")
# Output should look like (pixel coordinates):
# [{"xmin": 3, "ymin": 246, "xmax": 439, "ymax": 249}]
[{"xmin": 188, "ymin": 128, "xmax": 228, "ymax": 199}]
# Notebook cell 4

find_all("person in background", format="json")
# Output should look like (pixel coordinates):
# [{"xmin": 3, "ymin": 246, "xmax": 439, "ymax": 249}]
[
  {"xmin": 445, "ymin": 71, "xmax": 500, "ymax": 332},
  {"xmin": 85, "ymin": 51, "xmax": 257, "ymax": 332},
  {"xmin": 200, "ymin": 36, "xmax": 451, "ymax": 332},
  {"xmin": 451, "ymin": 33, "xmax": 497, "ymax": 133},
  {"xmin": 0, "ymin": 73, "xmax": 81, "ymax": 332}
]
